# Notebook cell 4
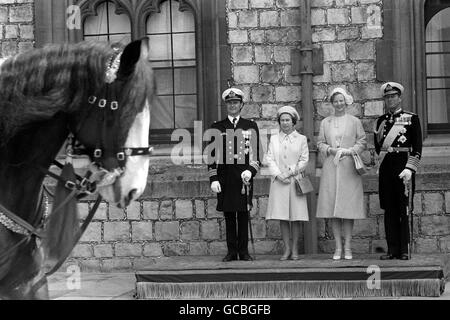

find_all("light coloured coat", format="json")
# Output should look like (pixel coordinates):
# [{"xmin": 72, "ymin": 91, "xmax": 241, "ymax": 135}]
[
  {"xmin": 316, "ymin": 114, "xmax": 367, "ymax": 219},
  {"xmin": 265, "ymin": 130, "xmax": 309, "ymax": 221}
]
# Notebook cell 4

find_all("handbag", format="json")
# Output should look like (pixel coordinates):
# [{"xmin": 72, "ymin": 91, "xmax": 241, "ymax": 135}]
[
  {"xmin": 352, "ymin": 151, "xmax": 367, "ymax": 175},
  {"xmin": 294, "ymin": 172, "xmax": 314, "ymax": 195}
]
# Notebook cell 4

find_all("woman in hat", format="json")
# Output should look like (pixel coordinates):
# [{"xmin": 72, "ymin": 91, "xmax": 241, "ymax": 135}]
[
  {"xmin": 265, "ymin": 106, "xmax": 309, "ymax": 260},
  {"xmin": 316, "ymin": 88, "xmax": 367, "ymax": 260}
]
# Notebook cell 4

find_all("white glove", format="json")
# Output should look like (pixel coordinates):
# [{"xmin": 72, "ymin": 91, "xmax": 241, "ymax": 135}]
[
  {"xmin": 211, "ymin": 181, "xmax": 221, "ymax": 193},
  {"xmin": 399, "ymin": 168, "xmax": 412, "ymax": 181},
  {"xmin": 241, "ymin": 170, "xmax": 252, "ymax": 183},
  {"xmin": 333, "ymin": 149, "xmax": 344, "ymax": 165}
]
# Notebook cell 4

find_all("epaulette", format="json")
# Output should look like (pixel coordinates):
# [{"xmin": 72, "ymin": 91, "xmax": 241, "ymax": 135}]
[{"xmin": 403, "ymin": 110, "xmax": 416, "ymax": 116}]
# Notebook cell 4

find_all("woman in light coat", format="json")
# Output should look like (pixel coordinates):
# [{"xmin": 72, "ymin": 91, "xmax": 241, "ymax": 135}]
[
  {"xmin": 266, "ymin": 106, "xmax": 309, "ymax": 261},
  {"xmin": 316, "ymin": 88, "xmax": 367, "ymax": 260}
]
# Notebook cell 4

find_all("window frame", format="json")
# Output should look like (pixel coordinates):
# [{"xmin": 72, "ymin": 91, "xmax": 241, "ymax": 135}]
[{"xmin": 34, "ymin": 0, "xmax": 231, "ymax": 144}]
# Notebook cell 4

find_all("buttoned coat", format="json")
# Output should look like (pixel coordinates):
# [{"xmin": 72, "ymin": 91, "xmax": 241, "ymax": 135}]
[
  {"xmin": 207, "ymin": 117, "xmax": 261, "ymax": 212},
  {"xmin": 316, "ymin": 114, "xmax": 367, "ymax": 219},
  {"xmin": 265, "ymin": 131, "xmax": 309, "ymax": 221}
]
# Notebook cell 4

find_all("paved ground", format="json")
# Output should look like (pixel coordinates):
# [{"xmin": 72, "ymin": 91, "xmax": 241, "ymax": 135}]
[{"xmin": 48, "ymin": 254, "xmax": 450, "ymax": 300}]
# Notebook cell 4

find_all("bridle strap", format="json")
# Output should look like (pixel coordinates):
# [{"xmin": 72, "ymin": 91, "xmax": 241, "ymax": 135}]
[{"xmin": 0, "ymin": 203, "xmax": 45, "ymax": 238}]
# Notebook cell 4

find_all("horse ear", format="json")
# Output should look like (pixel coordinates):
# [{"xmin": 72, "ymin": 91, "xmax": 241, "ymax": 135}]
[{"xmin": 117, "ymin": 37, "xmax": 149, "ymax": 78}]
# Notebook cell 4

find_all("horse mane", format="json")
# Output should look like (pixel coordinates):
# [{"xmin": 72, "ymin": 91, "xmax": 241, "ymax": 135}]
[{"xmin": 0, "ymin": 40, "xmax": 154, "ymax": 147}]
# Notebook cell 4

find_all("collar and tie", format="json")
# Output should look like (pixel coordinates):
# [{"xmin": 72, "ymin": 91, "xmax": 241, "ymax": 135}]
[{"xmin": 232, "ymin": 117, "xmax": 237, "ymax": 128}]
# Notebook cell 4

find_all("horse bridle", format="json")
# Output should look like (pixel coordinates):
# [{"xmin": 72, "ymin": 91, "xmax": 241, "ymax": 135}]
[
  {"xmin": 68, "ymin": 47, "xmax": 153, "ymax": 190},
  {"xmin": 0, "ymin": 46, "xmax": 154, "ymax": 295}
]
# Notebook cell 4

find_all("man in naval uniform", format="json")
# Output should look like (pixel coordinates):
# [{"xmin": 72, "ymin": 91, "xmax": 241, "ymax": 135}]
[
  {"xmin": 374, "ymin": 82, "xmax": 422, "ymax": 260},
  {"xmin": 207, "ymin": 88, "xmax": 261, "ymax": 262}
]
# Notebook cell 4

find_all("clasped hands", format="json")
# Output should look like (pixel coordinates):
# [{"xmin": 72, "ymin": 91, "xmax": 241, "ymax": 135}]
[
  {"xmin": 329, "ymin": 147, "xmax": 353, "ymax": 165},
  {"xmin": 276, "ymin": 168, "xmax": 296, "ymax": 184},
  {"xmin": 210, "ymin": 170, "xmax": 252, "ymax": 194}
]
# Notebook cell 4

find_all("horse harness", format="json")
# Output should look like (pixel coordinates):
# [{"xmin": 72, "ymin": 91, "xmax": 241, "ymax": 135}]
[{"xmin": 0, "ymin": 45, "xmax": 154, "ymax": 293}]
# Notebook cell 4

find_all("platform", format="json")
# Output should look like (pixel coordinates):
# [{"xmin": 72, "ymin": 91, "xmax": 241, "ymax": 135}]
[{"xmin": 135, "ymin": 254, "xmax": 449, "ymax": 299}]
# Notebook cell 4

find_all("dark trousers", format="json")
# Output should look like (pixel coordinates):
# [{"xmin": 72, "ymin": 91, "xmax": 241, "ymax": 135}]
[
  {"xmin": 384, "ymin": 202, "xmax": 410, "ymax": 257},
  {"xmin": 224, "ymin": 211, "xmax": 249, "ymax": 256}
]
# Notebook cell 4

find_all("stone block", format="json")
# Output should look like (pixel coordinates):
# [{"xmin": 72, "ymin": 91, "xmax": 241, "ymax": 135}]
[
  {"xmin": 251, "ymin": 0, "xmax": 274, "ymax": 8},
  {"xmin": 421, "ymin": 216, "xmax": 450, "ymax": 236},
  {"xmin": 126, "ymin": 201, "xmax": 141, "ymax": 220},
  {"xmin": 228, "ymin": 12, "xmax": 238, "ymax": 28},
  {"xmin": 337, "ymin": 26, "xmax": 359, "ymax": 40},
  {"xmin": 327, "ymin": 8, "xmax": 349, "ymax": 25},
  {"xmin": 266, "ymin": 220, "xmax": 281, "ymax": 238},
  {"xmin": 312, "ymin": 28, "xmax": 336, "ymax": 42},
  {"xmin": 229, "ymin": 0, "xmax": 249, "ymax": 9},
  {"xmin": 5, "ymin": 25, "xmax": 18, "ymax": 38},
  {"xmin": 446, "ymin": 192, "xmax": 450, "ymax": 213},
  {"xmin": 415, "ymin": 238, "xmax": 439, "ymax": 253},
  {"xmin": 274, "ymin": 46, "xmax": 291, "ymax": 63},
  {"xmin": 276, "ymin": 0, "xmax": 300, "ymax": 7},
  {"xmin": 266, "ymin": 29, "xmax": 288, "ymax": 43},
  {"xmin": 80, "ymin": 222, "xmax": 102, "ymax": 242},
  {"xmin": 241, "ymin": 103, "xmax": 260, "ymax": 118},
  {"xmin": 10, "ymin": 5, "xmax": 33, "ymax": 23},
  {"xmin": 229, "ymin": 30, "xmax": 248, "ymax": 44},
  {"xmin": 361, "ymin": 26, "xmax": 382, "ymax": 39},
  {"xmin": 353, "ymin": 218, "xmax": 377, "ymax": 237},
  {"xmin": 232, "ymin": 46, "xmax": 253, "ymax": 63},
  {"xmin": 71, "ymin": 244, "xmax": 93, "ymax": 258},
  {"xmin": 331, "ymin": 63, "xmax": 355, "ymax": 82},
  {"xmin": 160, "ymin": 200, "xmax": 173, "ymax": 220},
  {"xmin": 201, "ymin": 220, "xmax": 220, "ymax": 240},
  {"xmin": 255, "ymin": 46, "xmax": 272, "ymax": 63},
  {"xmin": 275, "ymin": 86, "xmax": 301, "ymax": 102},
  {"xmin": 252, "ymin": 85, "xmax": 274, "ymax": 102},
  {"xmin": 93, "ymin": 244, "xmax": 113, "ymax": 258},
  {"xmin": 104, "ymin": 222, "xmax": 130, "ymax": 241},
  {"xmin": 195, "ymin": 200, "xmax": 205, "ymax": 218},
  {"xmin": 311, "ymin": 0, "xmax": 333, "ymax": 7},
  {"xmin": 143, "ymin": 243, "xmax": 163, "ymax": 257},
  {"xmin": 234, "ymin": 65, "xmax": 259, "ymax": 84},
  {"xmin": 260, "ymin": 10, "xmax": 279, "ymax": 27},
  {"xmin": 181, "ymin": 221, "xmax": 200, "ymax": 240},
  {"xmin": 189, "ymin": 242, "xmax": 209, "ymax": 255},
  {"xmin": 258, "ymin": 197, "xmax": 269, "ymax": 217},
  {"xmin": 143, "ymin": 201, "xmax": 159, "ymax": 220},
  {"xmin": 239, "ymin": 10, "xmax": 258, "ymax": 28},
  {"xmin": 251, "ymin": 218, "xmax": 267, "ymax": 239},
  {"xmin": 281, "ymin": 10, "xmax": 301, "ymax": 27},
  {"xmin": 357, "ymin": 62, "xmax": 376, "ymax": 81},
  {"xmin": 110, "ymin": 204, "xmax": 126, "ymax": 220},
  {"xmin": 250, "ymin": 30, "xmax": 265, "ymax": 43},
  {"xmin": 175, "ymin": 199, "xmax": 193, "ymax": 219},
  {"xmin": 115, "ymin": 243, "xmax": 142, "ymax": 257},
  {"xmin": 131, "ymin": 221, "xmax": 153, "ymax": 241},
  {"xmin": 2, "ymin": 41, "xmax": 17, "ymax": 57},
  {"xmin": 323, "ymin": 43, "xmax": 346, "ymax": 61},
  {"xmin": 261, "ymin": 64, "xmax": 283, "ymax": 83},
  {"xmin": 254, "ymin": 240, "xmax": 278, "ymax": 254},
  {"xmin": 209, "ymin": 241, "xmax": 228, "ymax": 255},
  {"xmin": 423, "ymin": 193, "xmax": 445, "ymax": 215},
  {"xmin": 155, "ymin": 221, "xmax": 180, "ymax": 240},
  {"xmin": 312, "ymin": 63, "xmax": 331, "ymax": 83},
  {"xmin": 311, "ymin": 9, "xmax": 326, "ymax": 26},
  {"xmin": 162, "ymin": 242, "xmax": 189, "ymax": 256},
  {"xmin": 348, "ymin": 41, "xmax": 375, "ymax": 60}
]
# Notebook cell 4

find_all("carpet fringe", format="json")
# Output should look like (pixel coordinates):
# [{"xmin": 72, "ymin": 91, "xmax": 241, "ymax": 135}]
[{"xmin": 135, "ymin": 279, "xmax": 444, "ymax": 299}]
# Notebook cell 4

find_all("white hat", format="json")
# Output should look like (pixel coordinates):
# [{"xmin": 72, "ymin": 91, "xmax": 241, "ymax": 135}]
[
  {"xmin": 329, "ymin": 87, "xmax": 353, "ymax": 105},
  {"xmin": 277, "ymin": 105, "xmax": 300, "ymax": 122},
  {"xmin": 222, "ymin": 88, "xmax": 244, "ymax": 102},
  {"xmin": 380, "ymin": 82, "xmax": 404, "ymax": 96}
]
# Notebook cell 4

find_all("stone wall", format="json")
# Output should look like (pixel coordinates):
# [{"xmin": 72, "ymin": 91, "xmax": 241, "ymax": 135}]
[
  {"xmin": 228, "ymin": 0, "xmax": 383, "ymax": 165},
  {"xmin": 0, "ymin": 0, "xmax": 34, "ymax": 58},
  {"xmin": 63, "ymin": 172, "xmax": 450, "ymax": 271}
]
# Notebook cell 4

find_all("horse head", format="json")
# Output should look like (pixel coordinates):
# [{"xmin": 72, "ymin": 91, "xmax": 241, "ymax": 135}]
[{"xmin": 69, "ymin": 38, "xmax": 154, "ymax": 207}]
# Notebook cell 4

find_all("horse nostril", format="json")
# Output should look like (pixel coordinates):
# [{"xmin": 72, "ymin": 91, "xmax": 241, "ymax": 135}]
[{"xmin": 128, "ymin": 188, "xmax": 137, "ymax": 201}]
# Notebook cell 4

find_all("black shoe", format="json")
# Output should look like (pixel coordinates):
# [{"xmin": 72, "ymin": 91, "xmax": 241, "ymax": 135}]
[
  {"xmin": 399, "ymin": 253, "xmax": 409, "ymax": 260},
  {"xmin": 239, "ymin": 253, "xmax": 253, "ymax": 261},
  {"xmin": 222, "ymin": 254, "xmax": 237, "ymax": 262},
  {"xmin": 380, "ymin": 254, "xmax": 397, "ymax": 260}
]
